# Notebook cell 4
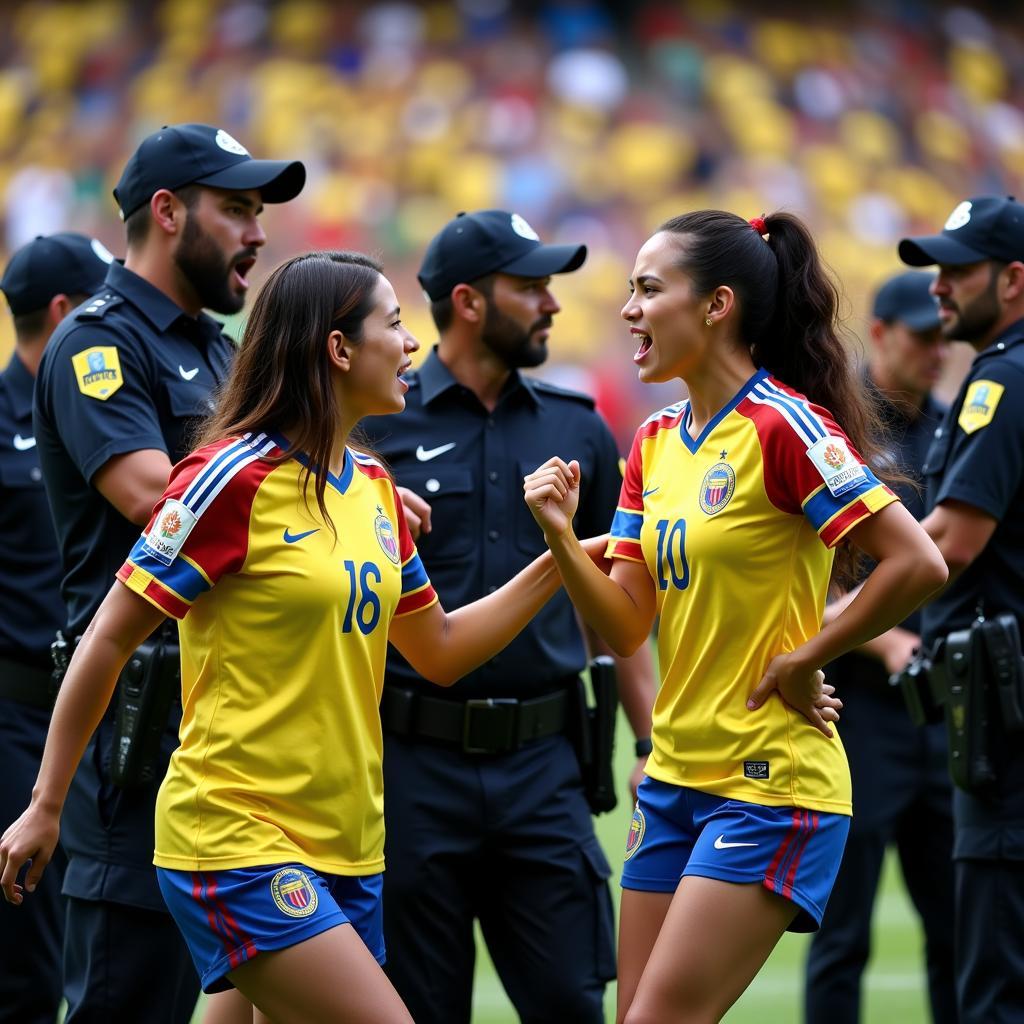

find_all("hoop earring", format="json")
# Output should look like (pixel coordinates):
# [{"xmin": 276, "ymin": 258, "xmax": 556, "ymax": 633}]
[{"xmin": 705, "ymin": 317, "xmax": 713, "ymax": 326}]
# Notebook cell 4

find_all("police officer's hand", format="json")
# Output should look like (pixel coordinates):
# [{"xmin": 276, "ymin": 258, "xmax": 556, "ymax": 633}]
[
  {"xmin": 746, "ymin": 652, "xmax": 842, "ymax": 738},
  {"xmin": 0, "ymin": 803, "xmax": 60, "ymax": 905},
  {"xmin": 398, "ymin": 486, "xmax": 432, "ymax": 539},
  {"xmin": 524, "ymin": 457, "xmax": 581, "ymax": 539}
]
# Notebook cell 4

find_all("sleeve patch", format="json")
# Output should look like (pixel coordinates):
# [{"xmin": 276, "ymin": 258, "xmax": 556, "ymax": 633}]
[
  {"xmin": 957, "ymin": 379, "xmax": 1004, "ymax": 435},
  {"xmin": 805, "ymin": 435, "xmax": 866, "ymax": 497},
  {"xmin": 141, "ymin": 499, "xmax": 199, "ymax": 566},
  {"xmin": 71, "ymin": 346, "xmax": 123, "ymax": 401}
]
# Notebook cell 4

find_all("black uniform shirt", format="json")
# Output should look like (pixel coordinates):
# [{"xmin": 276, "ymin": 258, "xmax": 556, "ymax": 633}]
[
  {"xmin": 921, "ymin": 318, "xmax": 1024, "ymax": 646},
  {"xmin": 360, "ymin": 347, "xmax": 623, "ymax": 701},
  {"xmin": 0, "ymin": 353, "xmax": 64, "ymax": 665},
  {"xmin": 33, "ymin": 262, "xmax": 235, "ymax": 635}
]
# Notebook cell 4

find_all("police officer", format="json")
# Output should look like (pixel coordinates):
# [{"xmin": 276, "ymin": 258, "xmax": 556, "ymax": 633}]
[
  {"xmin": 31, "ymin": 124, "xmax": 304, "ymax": 1023},
  {"xmin": 360, "ymin": 209, "xmax": 656, "ymax": 1024},
  {"xmin": 0, "ymin": 233, "xmax": 112, "ymax": 1024},
  {"xmin": 899, "ymin": 195, "xmax": 1024, "ymax": 1023},
  {"xmin": 805, "ymin": 270, "xmax": 957, "ymax": 1024}
]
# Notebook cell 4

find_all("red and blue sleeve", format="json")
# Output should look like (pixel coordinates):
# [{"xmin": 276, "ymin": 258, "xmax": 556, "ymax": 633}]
[
  {"xmin": 117, "ymin": 435, "xmax": 277, "ymax": 618},
  {"xmin": 606, "ymin": 426, "xmax": 645, "ymax": 563}
]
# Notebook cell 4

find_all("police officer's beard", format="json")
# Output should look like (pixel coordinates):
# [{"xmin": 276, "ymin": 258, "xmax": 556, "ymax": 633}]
[
  {"xmin": 174, "ymin": 216, "xmax": 250, "ymax": 315},
  {"xmin": 480, "ymin": 306, "xmax": 553, "ymax": 369},
  {"xmin": 944, "ymin": 272, "xmax": 1001, "ymax": 345}
]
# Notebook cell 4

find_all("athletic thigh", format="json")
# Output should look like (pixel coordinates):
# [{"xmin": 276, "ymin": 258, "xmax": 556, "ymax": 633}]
[
  {"xmin": 229, "ymin": 924, "xmax": 413, "ymax": 1024},
  {"xmin": 624, "ymin": 876, "xmax": 797, "ymax": 1024}
]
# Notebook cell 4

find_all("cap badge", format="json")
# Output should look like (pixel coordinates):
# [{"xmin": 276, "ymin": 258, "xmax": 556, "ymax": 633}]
[
  {"xmin": 215, "ymin": 129, "xmax": 250, "ymax": 157},
  {"xmin": 510, "ymin": 213, "xmax": 540, "ymax": 241},
  {"xmin": 944, "ymin": 200, "xmax": 972, "ymax": 231},
  {"xmin": 90, "ymin": 239, "xmax": 115, "ymax": 264}
]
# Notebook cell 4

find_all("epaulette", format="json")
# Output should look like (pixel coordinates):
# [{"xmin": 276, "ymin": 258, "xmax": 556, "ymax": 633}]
[
  {"xmin": 75, "ymin": 292, "xmax": 125, "ymax": 320},
  {"xmin": 529, "ymin": 378, "xmax": 596, "ymax": 409}
]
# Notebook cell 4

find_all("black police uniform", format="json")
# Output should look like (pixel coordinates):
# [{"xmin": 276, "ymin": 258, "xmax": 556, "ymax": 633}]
[
  {"xmin": 361, "ymin": 348, "xmax": 619, "ymax": 1024},
  {"xmin": 806, "ymin": 382, "xmax": 956, "ymax": 1024},
  {"xmin": 919, "ymin": 319, "xmax": 1024, "ymax": 1024},
  {"xmin": 0, "ymin": 352, "xmax": 68, "ymax": 1024},
  {"xmin": 33, "ymin": 260, "xmax": 235, "ymax": 1023}
]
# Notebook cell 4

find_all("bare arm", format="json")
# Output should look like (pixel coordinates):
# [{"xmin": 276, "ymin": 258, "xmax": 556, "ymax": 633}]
[
  {"xmin": 0, "ymin": 584, "xmax": 166, "ymax": 902},
  {"xmin": 93, "ymin": 449, "xmax": 174, "ymax": 525},
  {"xmin": 524, "ymin": 457, "xmax": 658, "ymax": 656},
  {"xmin": 396, "ymin": 486, "xmax": 432, "ymax": 541},
  {"xmin": 748, "ymin": 501, "xmax": 948, "ymax": 735}
]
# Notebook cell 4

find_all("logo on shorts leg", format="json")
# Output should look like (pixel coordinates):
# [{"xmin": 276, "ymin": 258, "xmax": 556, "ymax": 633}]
[
  {"xmin": 624, "ymin": 805, "xmax": 646, "ymax": 861},
  {"xmin": 270, "ymin": 867, "xmax": 319, "ymax": 918}
]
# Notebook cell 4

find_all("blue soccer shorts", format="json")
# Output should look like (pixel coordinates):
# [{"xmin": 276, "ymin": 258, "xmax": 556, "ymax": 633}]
[
  {"xmin": 620, "ymin": 777, "xmax": 850, "ymax": 932},
  {"xmin": 157, "ymin": 863, "xmax": 384, "ymax": 992}
]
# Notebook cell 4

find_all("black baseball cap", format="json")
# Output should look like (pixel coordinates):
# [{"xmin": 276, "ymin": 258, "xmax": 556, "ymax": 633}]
[
  {"xmin": 1, "ymin": 232, "xmax": 115, "ymax": 316},
  {"xmin": 872, "ymin": 270, "xmax": 941, "ymax": 332},
  {"xmin": 417, "ymin": 209, "xmax": 587, "ymax": 301},
  {"xmin": 113, "ymin": 123, "xmax": 306, "ymax": 220},
  {"xmin": 899, "ymin": 195, "xmax": 1024, "ymax": 267}
]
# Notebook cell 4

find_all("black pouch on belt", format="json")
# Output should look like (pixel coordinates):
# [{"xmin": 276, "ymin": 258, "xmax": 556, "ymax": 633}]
[
  {"xmin": 978, "ymin": 614, "xmax": 1024, "ymax": 734},
  {"xmin": 943, "ymin": 624, "xmax": 997, "ymax": 794},
  {"xmin": 110, "ymin": 636, "xmax": 180, "ymax": 789},
  {"xmin": 569, "ymin": 656, "xmax": 619, "ymax": 815}
]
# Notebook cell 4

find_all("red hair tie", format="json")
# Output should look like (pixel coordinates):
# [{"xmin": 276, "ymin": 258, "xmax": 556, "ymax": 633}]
[{"xmin": 749, "ymin": 216, "xmax": 767, "ymax": 235}]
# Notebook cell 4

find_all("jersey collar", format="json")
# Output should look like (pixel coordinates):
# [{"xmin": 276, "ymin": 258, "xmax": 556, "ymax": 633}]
[
  {"xmin": 269, "ymin": 431, "xmax": 355, "ymax": 495},
  {"xmin": 106, "ymin": 262, "xmax": 224, "ymax": 339},
  {"xmin": 678, "ymin": 367, "xmax": 769, "ymax": 454}
]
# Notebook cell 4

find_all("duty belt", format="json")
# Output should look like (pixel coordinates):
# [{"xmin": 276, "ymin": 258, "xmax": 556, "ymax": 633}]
[
  {"xmin": 0, "ymin": 655, "xmax": 60, "ymax": 711},
  {"xmin": 380, "ymin": 685, "xmax": 570, "ymax": 755}
]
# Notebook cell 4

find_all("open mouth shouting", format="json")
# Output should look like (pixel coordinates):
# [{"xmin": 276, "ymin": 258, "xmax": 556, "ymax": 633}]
[
  {"xmin": 632, "ymin": 329, "xmax": 652, "ymax": 363},
  {"xmin": 232, "ymin": 253, "xmax": 257, "ymax": 290}
]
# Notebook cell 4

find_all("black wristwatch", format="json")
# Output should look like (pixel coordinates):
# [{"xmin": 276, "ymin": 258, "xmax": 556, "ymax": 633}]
[{"xmin": 634, "ymin": 737, "xmax": 653, "ymax": 757}]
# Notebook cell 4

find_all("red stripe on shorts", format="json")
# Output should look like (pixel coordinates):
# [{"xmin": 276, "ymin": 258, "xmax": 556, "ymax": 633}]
[
  {"xmin": 208, "ymin": 876, "xmax": 259, "ymax": 965},
  {"xmin": 763, "ymin": 809, "xmax": 802, "ymax": 895},
  {"xmin": 782, "ymin": 812, "xmax": 819, "ymax": 899}
]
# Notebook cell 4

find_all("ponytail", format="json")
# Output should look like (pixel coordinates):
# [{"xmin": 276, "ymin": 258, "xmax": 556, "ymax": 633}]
[{"xmin": 657, "ymin": 209, "xmax": 891, "ymax": 586}]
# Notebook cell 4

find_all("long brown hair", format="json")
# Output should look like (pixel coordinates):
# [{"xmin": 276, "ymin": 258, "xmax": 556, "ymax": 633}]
[
  {"xmin": 657, "ymin": 209, "xmax": 890, "ymax": 585},
  {"xmin": 198, "ymin": 250, "xmax": 383, "ymax": 532}
]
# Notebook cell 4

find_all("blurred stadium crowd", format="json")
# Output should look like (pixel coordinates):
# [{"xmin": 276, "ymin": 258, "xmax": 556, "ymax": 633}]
[{"xmin": 1, "ymin": 0, "xmax": 1022, "ymax": 444}]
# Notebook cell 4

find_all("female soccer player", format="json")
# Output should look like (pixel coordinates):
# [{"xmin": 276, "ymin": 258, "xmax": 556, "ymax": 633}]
[
  {"xmin": 524, "ymin": 211, "xmax": 948, "ymax": 1024},
  {"xmin": 0, "ymin": 251, "xmax": 597, "ymax": 1024}
]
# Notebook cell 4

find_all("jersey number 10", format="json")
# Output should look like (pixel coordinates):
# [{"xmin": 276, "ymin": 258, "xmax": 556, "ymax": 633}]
[
  {"xmin": 654, "ymin": 518, "xmax": 690, "ymax": 591},
  {"xmin": 342, "ymin": 560, "xmax": 382, "ymax": 634}
]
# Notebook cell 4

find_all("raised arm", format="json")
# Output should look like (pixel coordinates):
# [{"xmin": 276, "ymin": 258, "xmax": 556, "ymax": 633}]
[
  {"xmin": 523, "ymin": 457, "xmax": 658, "ymax": 657},
  {"xmin": 0, "ymin": 583, "xmax": 165, "ymax": 903}
]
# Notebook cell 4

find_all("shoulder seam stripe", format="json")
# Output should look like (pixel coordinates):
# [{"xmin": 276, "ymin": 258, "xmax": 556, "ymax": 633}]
[
  {"xmin": 759, "ymin": 380, "xmax": 827, "ymax": 439},
  {"xmin": 180, "ymin": 433, "xmax": 276, "ymax": 518},
  {"xmin": 181, "ymin": 433, "xmax": 266, "ymax": 506},
  {"xmin": 641, "ymin": 400, "xmax": 687, "ymax": 427},
  {"xmin": 748, "ymin": 387, "xmax": 818, "ymax": 447}
]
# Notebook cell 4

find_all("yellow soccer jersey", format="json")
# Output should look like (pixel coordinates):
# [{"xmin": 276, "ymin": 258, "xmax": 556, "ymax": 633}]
[
  {"xmin": 608, "ymin": 370, "xmax": 897, "ymax": 815},
  {"xmin": 117, "ymin": 433, "xmax": 437, "ymax": 875}
]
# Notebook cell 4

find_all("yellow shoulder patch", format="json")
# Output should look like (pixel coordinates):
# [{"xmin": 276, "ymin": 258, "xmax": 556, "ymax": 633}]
[
  {"xmin": 958, "ymin": 379, "xmax": 1004, "ymax": 435},
  {"xmin": 71, "ymin": 346, "xmax": 123, "ymax": 401}
]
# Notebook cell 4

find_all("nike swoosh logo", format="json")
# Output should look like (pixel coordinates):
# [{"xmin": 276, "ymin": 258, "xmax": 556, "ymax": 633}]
[
  {"xmin": 283, "ymin": 527, "xmax": 320, "ymax": 544},
  {"xmin": 12, "ymin": 434, "xmax": 36, "ymax": 451},
  {"xmin": 642, "ymin": 486, "xmax": 659, "ymax": 498},
  {"xmin": 416, "ymin": 442, "xmax": 456, "ymax": 462},
  {"xmin": 179, "ymin": 365, "xmax": 199, "ymax": 381},
  {"xmin": 713, "ymin": 835, "xmax": 758, "ymax": 850}
]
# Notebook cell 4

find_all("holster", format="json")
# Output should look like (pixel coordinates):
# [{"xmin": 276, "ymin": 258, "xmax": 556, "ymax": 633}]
[
  {"xmin": 978, "ymin": 614, "xmax": 1024, "ymax": 734},
  {"xmin": 109, "ymin": 635, "xmax": 181, "ymax": 789},
  {"xmin": 568, "ymin": 656, "xmax": 619, "ymax": 815},
  {"xmin": 938, "ymin": 625, "xmax": 997, "ymax": 794},
  {"xmin": 892, "ymin": 645, "xmax": 943, "ymax": 726}
]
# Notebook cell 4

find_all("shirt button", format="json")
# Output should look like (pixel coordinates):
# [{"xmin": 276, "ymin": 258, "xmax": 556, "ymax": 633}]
[
  {"xmin": 997, "ymin": 342, "xmax": 1006, "ymax": 351},
  {"xmin": 487, "ymin": 585, "xmax": 497, "ymax": 594},
  {"xmin": 488, "ymin": 529, "xmax": 500, "ymax": 541},
  {"xmin": 425, "ymin": 478, "xmax": 440, "ymax": 493},
  {"xmin": 934, "ymin": 428, "xmax": 942, "ymax": 438},
  {"xmin": 30, "ymin": 467, "xmax": 42, "ymax": 482},
  {"xmin": 488, "ymin": 471, "xmax": 498, "ymax": 483}
]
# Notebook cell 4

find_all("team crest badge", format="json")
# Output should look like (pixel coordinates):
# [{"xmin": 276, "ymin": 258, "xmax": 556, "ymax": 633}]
[
  {"xmin": 270, "ymin": 867, "xmax": 318, "ymax": 918},
  {"xmin": 958, "ymin": 379, "xmax": 1004, "ymax": 435},
  {"xmin": 72, "ymin": 346, "xmax": 123, "ymax": 400},
  {"xmin": 699, "ymin": 462, "xmax": 735, "ymax": 515},
  {"xmin": 624, "ymin": 805, "xmax": 646, "ymax": 860},
  {"xmin": 374, "ymin": 509, "xmax": 400, "ymax": 564}
]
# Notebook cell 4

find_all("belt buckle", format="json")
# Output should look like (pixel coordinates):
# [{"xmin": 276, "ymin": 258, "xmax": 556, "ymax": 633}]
[{"xmin": 462, "ymin": 698, "xmax": 519, "ymax": 754}]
